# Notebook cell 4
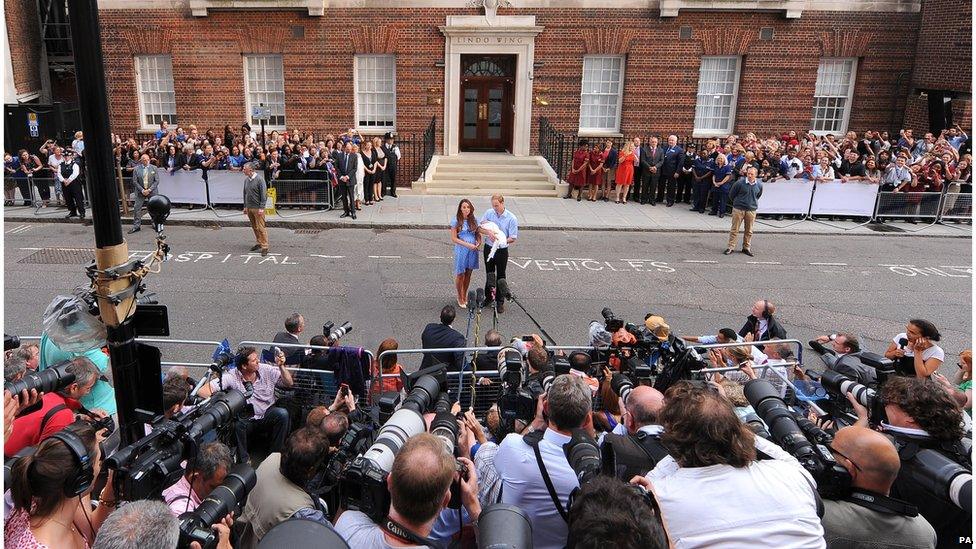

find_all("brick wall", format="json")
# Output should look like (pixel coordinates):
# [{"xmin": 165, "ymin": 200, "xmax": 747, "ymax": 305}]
[
  {"xmin": 97, "ymin": 7, "xmax": 921, "ymax": 156},
  {"xmin": 5, "ymin": 0, "xmax": 43, "ymax": 97},
  {"xmin": 911, "ymin": 0, "xmax": 971, "ymax": 94}
]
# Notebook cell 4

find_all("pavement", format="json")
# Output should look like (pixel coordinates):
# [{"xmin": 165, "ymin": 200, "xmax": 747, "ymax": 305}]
[
  {"xmin": 3, "ymin": 194, "xmax": 970, "ymax": 237},
  {"xmin": 4, "ymin": 223, "xmax": 971, "ymax": 378}
]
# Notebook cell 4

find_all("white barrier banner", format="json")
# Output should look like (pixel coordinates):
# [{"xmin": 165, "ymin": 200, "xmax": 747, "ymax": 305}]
[
  {"xmin": 156, "ymin": 170, "xmax": 208, "ymax": 205},
  {"xmin": 207, "ymin": 171, "xmax": 245, "ymax": 205},
  {"xmin": 810, "ymin": 181, "xmax": 879, "ymax": 217},
  {"xmin": 757, "ymin": 180, "xmax": 814, "ymax": 215}
]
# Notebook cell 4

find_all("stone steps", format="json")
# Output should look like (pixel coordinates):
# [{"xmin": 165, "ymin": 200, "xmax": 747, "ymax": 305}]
[{"xmin": 416, "ymin": 154, "xmax": 562, "ymax": 197}]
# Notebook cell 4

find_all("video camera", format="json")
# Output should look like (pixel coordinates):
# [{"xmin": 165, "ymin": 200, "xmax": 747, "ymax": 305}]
[
  {"xmin": 178, "ymin": 463, "xmax": 256, "ymax": 548},
  {"xmin": 744, "ymin": 379, "xmax": 852, "ymax": 499},
  {"xmin": 107, "ymin": 389, "xmax": 250, "ymax": 501},
  {"xmin": 337, "ymin": 368, "xmax": 447, "ymax": 522},
  {"xmin": 496, "ymin": 346, "xmax": 554, "ymax": 438},
  {"xmin": 323, "ymin": 321, "xmax": 352, "ymax": 343}
]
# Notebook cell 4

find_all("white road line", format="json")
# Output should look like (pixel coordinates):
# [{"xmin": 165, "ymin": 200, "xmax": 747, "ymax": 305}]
[
  {"xmin": 310, "ymin": 254, "xmax": 345, "ymax": 259},
  {"xmin": 6, "ymin": 225, "xmax": 31, "ymax": 234},
  {"xmin": 426, "ymin": 255, "xmax": 446, "ymax": 259},
  {"xmin": 557, "ymin": 257, "xmax": 594, "ymax": 261},
  {"xmin": 369, "ymin": 255, "xmax": 401, "ymax": 259},
  {"xmin": 747, "ymin": 261, "xmax": 781, "ymax": 265},
  {"xmin": 187, "ymin": 251, "xmax": 221, "ymax": 255},
  {"xmin": 809, "ymin": 262, "xmax": 847, "ymax": 266},
  {"xmin": 245, "ymin": 252, "xmax": 281, "ymax": 256},
  {"xmin": 682, "ymin": 260, "xmax": 718, "ymax": 264}
]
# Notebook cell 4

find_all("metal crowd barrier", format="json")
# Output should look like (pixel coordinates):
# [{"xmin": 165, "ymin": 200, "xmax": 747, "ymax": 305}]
[
  {"xmin": 874, "ymin": 191, "xmax": 944, "ymax": 232},
  {"xmin": 939, "ymin": 192, "xmax": 972, "ymax": 230},
  {"xmin": 272, "ymin": 175, "xmax": 335, "ymax": 218}
]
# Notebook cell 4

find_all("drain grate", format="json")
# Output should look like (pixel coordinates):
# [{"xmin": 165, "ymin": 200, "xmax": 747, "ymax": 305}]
[
  {"xmin": 294, "ymin": 229, "xmax": 321, "ymax": 235},
  {"xmin": 18, "ymin": 248, "xmax": 94, "ymax": 264}
]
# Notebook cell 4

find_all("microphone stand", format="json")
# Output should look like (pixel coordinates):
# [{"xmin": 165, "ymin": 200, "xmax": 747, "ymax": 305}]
[{"xmin": 504, "ymin": 289, "xmax": 558, "ymax": 346}]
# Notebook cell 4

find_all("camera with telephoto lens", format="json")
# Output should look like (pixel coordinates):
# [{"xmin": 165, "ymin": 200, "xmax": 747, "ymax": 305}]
[
  {"xmin": 496, "ymin": 347, "xmax": 555, "ymax": 438},
  {"xmin": 744, "ymin": 379, "xmax": 852, "ymax": 499},
  {"xmin": 814, "ymin": 368, "xmax": 887, "ymax": 426},
  {"xmin": 323, "ymin": 321, "xmax": 352, "ymax": 343},
  {"xmin": 338, "ymin": 370, "xmax": 443, "ymax": 522},
  {"xmin": 893, "ymin": 438, "xmax": 972, "ymax": 512},
  {"xmin": 107, "ymin": 389, "xmax": 250, "ymax": 501},
  {"xmin": 6, "ymin": 360, "xmax": 75, "ymax": 399},
  {"xmin": 610, "ymin": 372, "xmax": 635, "ymax": 406},
  {"xmin": 4, "ymin": 334, "xmax": 20, "ymax": 351},
  {"xmin": 178, "ymin": 463, "xmax": 256, "ymax": 548}
]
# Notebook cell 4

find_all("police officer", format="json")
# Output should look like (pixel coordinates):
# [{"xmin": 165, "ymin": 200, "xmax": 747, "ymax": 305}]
[{"xmin": 58, "ymin": 149, "xmax": 85, "ymax": 220}]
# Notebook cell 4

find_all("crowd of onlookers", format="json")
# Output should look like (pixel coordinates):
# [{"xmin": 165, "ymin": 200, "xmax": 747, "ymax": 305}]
[{"xmin": 3, "ymin": 302, "xmax": 972, "ymax": 548}]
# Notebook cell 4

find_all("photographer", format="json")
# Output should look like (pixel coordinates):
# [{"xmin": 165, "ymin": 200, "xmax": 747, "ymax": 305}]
[
  {"xmin": 601, "ymin": 385, "xmax": 667, "ymax": 479},
  {"xmin": 199, "ymin": 346, "xmax": 293, "ymax": 463},
  {"xmin": 162, "ymin": 441, "xmax": 234, "ymax": 516},
  {"xmin": 6, "ymin": 357, "xmax": 102, "ymax": 458},
  {"xmin": 495, "ymin": 374, "xmax": 593, "ymax": 549},
  {"xmin": 641, "ymin": 381, "xmax": 824, "ymax": 547},
  {"xmin": 567, "ymin": 476, "xmax": 668, "ymax": 549},
  {"xmin": 335, "ymin": 433, "xmax": 481, "ymax": 549},
  {"xmin": 739, "ymin": 299, "xmax": 787, "ymax": 346},
  {"xmin": 6, "ymin": 421, "xmax": 116, "ymax": 547},
  {"xmin": 239, "ymin": 427, "xmax": 335, "ymax": 548},
  {"xmin": 812, "ymin": 333, "xmax": 875, "ymax": 386},
  {"xmin": 93, "ymin": 499, "xmax": 233, "ymax": 549},
  {"xmin": 421, "ymin": 306, "xmax": 466, "ymax": 372},
  {"xmin": 884, "ymin": 320, "xmax": 944, "ymax": 378},
  {"xmin": 5, "ymin": 353, "xmax": 27, "ymax": 383},
  {"xmin": 850, "ymin": 377, "xmax": 971, "ymax": 546},
  {"xmin": 820, "ymin": 426, "xmax": 936, "ymax": 549}
]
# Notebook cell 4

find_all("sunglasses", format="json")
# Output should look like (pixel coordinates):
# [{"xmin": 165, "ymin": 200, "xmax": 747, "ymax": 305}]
[{"xmin": 828, "ymin": 444, "xmax": 862, "ymax": 472}]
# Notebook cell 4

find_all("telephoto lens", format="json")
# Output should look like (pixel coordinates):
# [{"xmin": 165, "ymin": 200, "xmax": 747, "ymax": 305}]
[
  {"xmin": 4, "ymin": 334, "xmax": 21, "ymax": 351},
  {"xmin": 400, "ymin": 374, "xmax": 441, "ymax": 414},
  {"xmin": 563, "ymin": 429, "xmax": 602, "ymax": 484},
  {"xmin": 610, "ymin": 372, "xmax": 635, "ymax": 405},
  {"xmin": 360, "ymin": 407, "xmax": 428, "ymax": 475},
  {"xmin": 819, "ymin": 369, "xmax": 876, "ymax": 408},
  {"xmin": 5, "ymin": 361, "xmax": 75, "ymax": 397},
  {"xmin": 179, "ymin": 463, "xmax": 256, "ymax": 548},
  {"xmin": 497, "ymin": 347, "xmax": 525, "ymax": 389},
  {"xmin": 185, "ymin": 389, "xmax": 249, "ymax": 441},
  {"xmin": 429, "ymin": 411, "xmax": 461, "ymax": 455},
  {"xmin": 477, "ymin": 504, "xmax": 533, "ymax": 549},
  {"xmin": 899, "ymin": 447, "xmax": 973, "ymax": 512},
  {"xmin": 329, "ymin": 321, "xmax": 353, "ymax": 342}
]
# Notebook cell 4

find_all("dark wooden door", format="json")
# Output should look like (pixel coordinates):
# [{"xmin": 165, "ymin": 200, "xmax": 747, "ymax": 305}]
[{"xmin": 459, "ymin": 55, "xmax": 514, "ymax": 152}]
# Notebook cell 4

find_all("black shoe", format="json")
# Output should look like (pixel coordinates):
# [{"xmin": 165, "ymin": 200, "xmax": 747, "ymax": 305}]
[
  {"xmin": 65, "ymin": 213, "xmax": 77, "ymax": 218},
  {"xmin": 127, "ymin": 227, "xmax": 140, "ymax": 234},
  {"xmin": 340, "ymin": 212, "xmax": 350, "ymax": 218},
  {"xmin": 577, "ymin": 197, "xmax": 582, "ymax": 202},
  {"xmin": 718, "ymin": 214, "xmax": 725, "ymax": 219},
  {"xmin": 723, "ymin": 248, "xmax": 733, "ymax": 255},
  {"xmin": 249, "ymin": 244, "xmax": 261, "ymax": 252},
  {"xmin": 563, "ymin": 195, "xmax": 571, "ymax": 199},
  {"xmin": 742, "ymin": 249, "xmax": 754, "ymax": 257},
  {"xmin": 390, "ymin": 194, "xmax": 398, "ymax": 198},
  {"xmin": 689, "ymin": 207, "xmax": 698, "ymax": 211},
  {"xmin": 708, "ymin": 211, "xmax": 717, "ymax": 216},
  {"xmin": 667, "ymin": 202, "xmax": 674, "ymax": 207},
  {"xmin": 351, "ymin": 213, "xmax": 357, "ymax": 220},
  {"xmin": 261, "ymin": 249, "xmax": 269, "ymax": 257},
  {"xmin": 497, "ymin": 301, "xmax": 505, "ymax": 314},
  {"xmin": 649, "ymin": 201, "xmax": 656, "ymax": 206}
]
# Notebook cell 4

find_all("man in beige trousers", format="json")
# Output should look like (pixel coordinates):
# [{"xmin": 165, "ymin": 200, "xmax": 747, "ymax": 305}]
[
  {"xmin": 724, "ymin": 166, "xmax": 763, "ymax": 257},
  {"xmin": 242, "ymin": 163, "xmax": 269, "ymax": 256}
]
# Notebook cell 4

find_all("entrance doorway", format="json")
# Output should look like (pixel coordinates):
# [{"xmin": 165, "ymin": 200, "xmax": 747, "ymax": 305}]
[{"xmin": 459, "ymin": 55, "xmax": 514, "ymax": 152}]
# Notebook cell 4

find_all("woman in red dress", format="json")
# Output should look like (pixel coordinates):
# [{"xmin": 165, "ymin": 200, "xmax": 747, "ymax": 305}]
[
  {"xmin": 588, "ymin": 142, "xmax": 605, "ymax": 200},
  {"xmin": 615, "ymin": 141, "xmax": 637, "ymax": 204},
  {"xmin": 566, "ymin": 139, "xmax": 589, "ymax": 201}
]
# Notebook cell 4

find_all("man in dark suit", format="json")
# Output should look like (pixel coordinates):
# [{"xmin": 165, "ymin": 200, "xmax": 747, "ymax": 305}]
[
  {"xmin": 129, "ymin": 154, "xmax": 159, "ymax": 233},
  {"xmin": 640, "ymin": 137, "xmax": 665, "ymax": 206},
  {"xmin": 272, "ymin": 313, "xmax": 305, "ymax": 364},
  {"xmin": 334, "ymin": 141, "xmax": 358, "ymax": 219},
  {"xmin": 421, "ymin": 305, "xmax": 466, "ymax": 371},
  {"xmin": 659, "ymin": 135, "xmax": 685, "ymax": 207}
]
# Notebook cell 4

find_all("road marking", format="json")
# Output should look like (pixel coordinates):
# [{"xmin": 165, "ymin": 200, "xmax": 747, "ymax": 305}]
[
  {"xmin": 682, "ymin": 260, "xmax": 718, "ymax": 264},
  {"xmin": 310, "ymin": 254, "xmax": 345, "ymax": 259},
  {"xmin": 6, "ymin": 225, "xmax": 31, "ymax": 234},
  {"xmin": 426, "ymin": 255, "xmax": 446, "ymax": 259},
  {"xmin": 369, "ymin": 255, "xmax": 401, "ymax": 259},
  {"xmin": 747, "ymin": 261, "xmax": 781, "ymax": 265},
  {"xmin": 810, "ymin": 262, "xmax": 847, "ymax": 266}
]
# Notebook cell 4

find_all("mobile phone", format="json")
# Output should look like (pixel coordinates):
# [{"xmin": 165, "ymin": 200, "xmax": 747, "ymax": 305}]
[
  {"xmin": 521, "ymin": 335, "xmax": 534, "ymax": 342},
  {"xmin": 339, "ymin": 383, "xmax": 349, "ymax": 397}
]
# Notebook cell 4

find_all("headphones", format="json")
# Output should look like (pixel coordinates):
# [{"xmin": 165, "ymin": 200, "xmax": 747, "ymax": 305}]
[
  {"xmin": 762, "ymin": 300, "xmax": 771, "ymax": 319},
  {"xmin": 48, "ymin": 429, "xmax": 94, "ymax": 497}
]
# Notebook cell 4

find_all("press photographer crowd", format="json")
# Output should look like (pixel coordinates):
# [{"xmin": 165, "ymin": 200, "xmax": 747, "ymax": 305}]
[{"xmin": 2, "ymin": 294, "xmax": 972, "ymax": 548}]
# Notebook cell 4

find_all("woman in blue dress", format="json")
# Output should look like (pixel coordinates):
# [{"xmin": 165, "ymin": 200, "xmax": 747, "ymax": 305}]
[{"xmin": 450, "ymin": 198, "xmax": 481, "ymax": 309}]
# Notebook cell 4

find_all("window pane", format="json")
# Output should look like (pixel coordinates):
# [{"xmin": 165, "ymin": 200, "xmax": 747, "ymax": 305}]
[
  {"xmin": 354, "ymin": 55, "xmax": 396, "ymax": 129},
  {"xmin": 579, "ymin": 55, "xmax": 625, "ymax": 131},
  {"xmin": 136, "ymin": 55, "xmax": 177, "ymax": 128},
  {"xmin": 244, "ymin": 55, "xmax": 286, "ymax": 128},
  {"xmin": 811, "ymin": 59, "xmax": 856, "ymax": 134},
  {"xmin": 694, "ymin": 56, "xmax": 740, "ymax": 133}
]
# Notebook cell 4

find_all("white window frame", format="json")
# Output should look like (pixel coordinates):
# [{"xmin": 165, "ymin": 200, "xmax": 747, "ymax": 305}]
[
  {"xmin": 134, "ymin": 55, "xmax": 177, "ymax": 131},
  {"xmin": 578, "ymin": 55, "xmax": 625, "ymax": 135},
  {"xmin": 243, "ymin": 54, "xmax": 286, "ymax": 130},
  {"xmin": 810, "ymin": 58, "xmax": 858, "ymax": 136},
  {"xmin": 354, "ymin": 54, "xmax": 397, "ymax": 133},
  {"xmin": 693, "ymin": 56, "xmax": 741, "ymax": 138}
]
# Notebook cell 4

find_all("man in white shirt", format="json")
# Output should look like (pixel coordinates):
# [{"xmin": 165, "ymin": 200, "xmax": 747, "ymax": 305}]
[
  {"xmin": 47, "ymin": 146, "xmax": 65, "ymax": 203},
  {"xmin": 641, "ymin": 381, "xmax": 825, "ymax": 548},
  {"xmin": 494, "ymin": 374, "xmax": 592, "ymax": 549}
]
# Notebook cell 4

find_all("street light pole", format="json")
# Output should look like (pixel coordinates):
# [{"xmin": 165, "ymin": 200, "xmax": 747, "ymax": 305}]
[{"xmin": 67, "ymin": 0, "xmax": 145, "ymax": 446}]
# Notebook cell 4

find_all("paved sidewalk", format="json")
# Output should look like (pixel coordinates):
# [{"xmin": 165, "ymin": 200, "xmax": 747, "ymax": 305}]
[{"xmin": 3, "ymin": 194, "xmax": 970, "ymax": 237}]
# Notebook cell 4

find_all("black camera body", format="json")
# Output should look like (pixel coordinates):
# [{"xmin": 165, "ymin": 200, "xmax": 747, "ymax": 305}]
[
  {"xmin": 323, "ymin": 321, "xmax": 352, "ymax": 343},
  {"xmin": 178, "ymin": 463, "xmax": 256, "ymax": 549},
  {"xmin": 340, "ymin": 454, "xmax": 392, "ymax": 522}
]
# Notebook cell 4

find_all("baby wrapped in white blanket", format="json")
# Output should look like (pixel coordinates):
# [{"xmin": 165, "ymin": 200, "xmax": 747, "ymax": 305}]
[{"xmin": 479, "ymin": 221, "xmax": 507, "ymax": 261}]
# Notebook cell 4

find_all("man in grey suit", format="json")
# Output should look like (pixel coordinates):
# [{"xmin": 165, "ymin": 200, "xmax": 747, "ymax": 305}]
[
  {"xmin": 639, "ymin": 137, "xmax": 665, "ymax": 205},
  {"xmin": 242, "ymin": 163, "xmax": 269, "ymax": 256},
  {"xmin": 129, "ymin": 154, "xmax": 158, "ymax": 233}
]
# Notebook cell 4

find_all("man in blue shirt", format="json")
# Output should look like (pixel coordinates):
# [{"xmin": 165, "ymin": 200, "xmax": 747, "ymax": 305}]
[
  {"xmin": 946, "ymin": 124, "xmax": 968, "ymax": 151},
  {"xmin": 478, "ymin": 194, "xmax": 518, "ymax": 312}
]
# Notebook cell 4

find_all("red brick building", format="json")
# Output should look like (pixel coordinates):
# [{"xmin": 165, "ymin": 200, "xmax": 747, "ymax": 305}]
[{"xmin": 4, "ymin": 0, "xmax": 971, "ymax": 166}]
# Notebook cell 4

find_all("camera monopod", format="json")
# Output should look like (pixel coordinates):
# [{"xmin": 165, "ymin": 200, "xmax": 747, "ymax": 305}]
[{"xmin": 497, "ymin": 279, "xmax": 557, "ymax": 346}]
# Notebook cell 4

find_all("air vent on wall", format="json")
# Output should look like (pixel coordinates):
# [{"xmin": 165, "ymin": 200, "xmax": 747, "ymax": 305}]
[
  {"xmin": 759, "ymin": 27, "xmax": 774, "ymax": 40},
  {"xmin": 291, "ymin": 25, "xmax": 305, "ymax": 39},
  {"xmin": 679, "ymin": 26, "xmax": 692, "ymax": 39}
]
